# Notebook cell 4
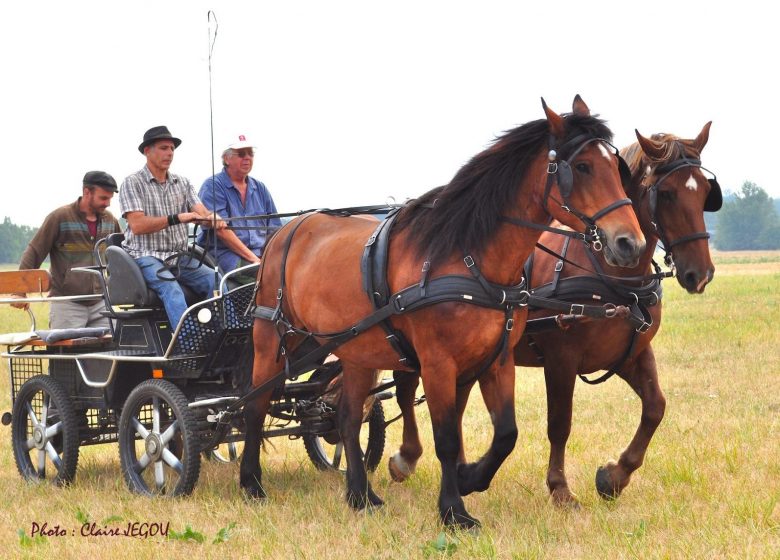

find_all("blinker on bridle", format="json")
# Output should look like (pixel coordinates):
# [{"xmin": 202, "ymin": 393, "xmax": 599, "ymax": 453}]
[{"xmin": 543, "ymin": 134, "xmax": 634, "ymax": 252}]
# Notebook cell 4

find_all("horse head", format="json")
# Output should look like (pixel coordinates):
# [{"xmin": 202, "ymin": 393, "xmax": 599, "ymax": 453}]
[
  {"xmin": 630, "ymin": 122, "xmax": 717, "ymax": 293},
  {"xmin": 542, "ymin": 96, "xmax": 645, "ymax": 268}
]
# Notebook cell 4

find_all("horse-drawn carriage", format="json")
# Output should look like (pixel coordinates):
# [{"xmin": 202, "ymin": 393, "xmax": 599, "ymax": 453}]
[
  {"xmin": 2, "ymin": 96, "xmax": 720, "ymax": 529},
  {"xmin": 1, "ymin": 232, "xmax": 388, "ymax": 496}
]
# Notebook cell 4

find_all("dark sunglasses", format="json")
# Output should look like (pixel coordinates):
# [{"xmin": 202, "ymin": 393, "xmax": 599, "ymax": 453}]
[{"xmin": 233, "ymin": 149, "xmax": 254, "ymax": 158}]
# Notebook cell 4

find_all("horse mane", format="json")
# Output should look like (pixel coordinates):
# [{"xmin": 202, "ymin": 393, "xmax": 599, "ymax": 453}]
[
  {"xmin": 622, "ymin": 132, "xmax": 703, "ymax": 176},
  {"xmin": 394, "ymin": 113, "xmax": 614, "ymax": 266}
]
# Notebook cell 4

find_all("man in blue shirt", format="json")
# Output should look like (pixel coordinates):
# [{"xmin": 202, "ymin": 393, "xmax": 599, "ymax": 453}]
[{"xmin": 197, "ymin": 135, "xmax": 281, "ymax": 279}]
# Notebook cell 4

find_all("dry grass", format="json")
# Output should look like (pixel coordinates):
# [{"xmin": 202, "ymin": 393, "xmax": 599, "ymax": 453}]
[{"xmin": 0, "ymin": 252, "xmax": 778, "ymax": 558}]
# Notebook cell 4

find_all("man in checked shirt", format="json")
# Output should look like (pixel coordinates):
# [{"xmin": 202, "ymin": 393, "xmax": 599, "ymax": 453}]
[{"xmin": 119, "ymin": 125, "xmax": 226, "ymax": 329}]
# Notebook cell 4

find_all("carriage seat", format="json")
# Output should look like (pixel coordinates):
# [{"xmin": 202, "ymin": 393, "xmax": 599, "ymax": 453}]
[{"xmin": 104, "ymin": 233, "xmax": 207, "ymax": 310}]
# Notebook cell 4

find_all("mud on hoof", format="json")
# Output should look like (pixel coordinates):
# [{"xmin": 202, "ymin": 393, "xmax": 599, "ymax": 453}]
[
  {"xmin": 595, "ymin": 464, "xmax": 624, "ymax": 500},
  {"xmin": 456, "ymin": 462, "xmax": 490, "ymax": 496},
  {"xmin": 388, "ymin": 452, "xmax": 415, "ymax": 483},
  {"xmin": 442, "ymin": 507, "xmax": 481, "ymax": 531},
  {"xmin": 347, "ymin": 488, "xmax": 385, "ymax": 510}
]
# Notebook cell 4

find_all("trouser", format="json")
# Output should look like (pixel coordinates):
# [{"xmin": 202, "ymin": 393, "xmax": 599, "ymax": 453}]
[
  {"xmin": 49, "ymin": 299, "xmax": 109, "ymax": 329},
  {"xmin": 135, "ymin": 255, "xmax": 218, "ymax": 328}
]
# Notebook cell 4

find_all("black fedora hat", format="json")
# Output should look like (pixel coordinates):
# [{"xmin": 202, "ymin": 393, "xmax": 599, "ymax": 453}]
[
  {"xmin": 83, "ymin": 170, "xmax": 118, "ymax": 192},
  {"xmin": 138, "ymin": 125, "xmax": 182, "ymax": 153}
]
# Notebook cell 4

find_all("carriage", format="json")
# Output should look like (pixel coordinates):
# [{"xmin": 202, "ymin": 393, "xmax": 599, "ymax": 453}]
[
  {"xmin": 2, "ymin": 96, "xmax": 719, "ymax": 529},
  {"xmin": 0, "ymin": 231, "xmax": 388, "ymax": 496}
]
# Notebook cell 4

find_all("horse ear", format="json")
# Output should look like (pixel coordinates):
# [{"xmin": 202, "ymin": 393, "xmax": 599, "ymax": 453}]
[
  {"xmin": 635, "ymin": 129, "xmax": 666, "ymax": 159},
  {"xmin": 571, "ymin": 94, "xmax": 590, "ymax": 117},
  {"xmin": 542, "ymin": 97, "xmax": 565, "ymax": 139},
  {"xmin": 693, "ymin": 121, "xmax": 712, "ymax": 153}
]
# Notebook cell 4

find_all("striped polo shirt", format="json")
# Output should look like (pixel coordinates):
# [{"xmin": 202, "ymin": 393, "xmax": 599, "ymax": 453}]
[{"xmin": 119, "ymin": 166, "xmax": 201, "ymax": 261}]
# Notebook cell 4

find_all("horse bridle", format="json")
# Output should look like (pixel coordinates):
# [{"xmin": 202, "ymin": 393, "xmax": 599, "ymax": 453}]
[
  {"xmin": 503, "ymin": 134, "xmax": 633, "ymax": 252},
  {"xmin": 642, "ymin": 151, "xmax": 722, "ymax": 267}
]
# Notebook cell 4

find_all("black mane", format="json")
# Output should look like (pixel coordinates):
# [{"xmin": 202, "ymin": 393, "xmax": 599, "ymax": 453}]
[{"xmin": 394, "ymin": 112, "xmax": 614, "ymax": 266}]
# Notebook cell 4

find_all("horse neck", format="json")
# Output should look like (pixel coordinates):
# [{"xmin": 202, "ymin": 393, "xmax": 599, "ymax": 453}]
[{"xmin": 478, "ymin": 162, "xmax": 553, "ymax": 285}]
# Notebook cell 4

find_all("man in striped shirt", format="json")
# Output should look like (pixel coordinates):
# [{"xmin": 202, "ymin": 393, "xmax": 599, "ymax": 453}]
[
  {"xmin": 119, "ymin": 125, "xmax": 225, "ymax": 329},
  {"xmin": 13, "ymin": 171, "xmax": 122, "ymax": 328}
]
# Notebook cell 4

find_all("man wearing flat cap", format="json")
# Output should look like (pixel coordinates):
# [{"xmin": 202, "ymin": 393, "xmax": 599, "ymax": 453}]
[
  {"xmin": 12, "ymin": 171, "xmax": 122, "ymax": 328},
  {"xmin": 119, "ymin": 125, "xmax": 226, "ymax": 330}
]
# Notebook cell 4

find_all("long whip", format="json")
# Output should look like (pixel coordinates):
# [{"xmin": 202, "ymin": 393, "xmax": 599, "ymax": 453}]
[{"xmin": 207, "ymin": 10, "xmax": 219, "ymax": 295}]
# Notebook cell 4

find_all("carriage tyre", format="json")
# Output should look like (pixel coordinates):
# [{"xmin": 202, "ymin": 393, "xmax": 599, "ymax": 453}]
[
  {"xmin": 303, "ymin": 399, "xmax": 386, "ymax": 472},
  {"xmin": 118, "ymin": 379, "xmax": 201, "ymax": 496},
  {"xmin": 11, "ymin": 375, "xmax": 80, "ymax": 486}
]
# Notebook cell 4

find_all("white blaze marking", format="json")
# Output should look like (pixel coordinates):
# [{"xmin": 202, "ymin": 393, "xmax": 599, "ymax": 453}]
[
  {"xmin": 597, "ymin": 143, "xmax": 612, "ymax": 161},
  {"xmin": 685, "ymin": 174, "xmax": 698, "ymax": 191}
]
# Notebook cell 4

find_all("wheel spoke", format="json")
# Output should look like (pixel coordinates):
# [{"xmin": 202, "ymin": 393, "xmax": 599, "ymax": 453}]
[
  {"xmin": 228, "ymin": 443, "xmax": 238, "ymax": 462},
  {"xmin": 161, "ymin": 448, "xmax": 184, "ymax": 474},
  {"xmin": 131, "ymin": 417, "xmax": 150, "ymax": 439},
  {"xmin": 40, "ymin": 395, "xmax": 49, "ymax": 427},
  {"xmin": 25, "ymin": 437, "xmax": 36, "ymax": 451},
  {"xmin": 159, "ymin": 420, "xmax": 179, "ymax": 445},
  {"xmin": 45, "ymin": 442, "xmax": 63, "ymax": 471},
  {"xmin": 332, "ymin": 442, "xmax": 344, "ymax": 469},
  {"xmin": 24, "ymin": 402, "xmax": 40, "ymax": 428},
  {"xmin": 154, "ymin": 459, "xmax": 165, "ymax": 489},
  {"xmin": 152, "ymin": 397, "xmax": 161, "ymax": 434},
  {"xmin": 37, "ymin": 449, "xmax": 46, "ymax": 477},
  {"xmin": 45, "ymin": 421, "xmax": 63, "ymax": 440},
  {"xmin": 133, "ymin": 451, "xmax": 152, "ymax": 473}
]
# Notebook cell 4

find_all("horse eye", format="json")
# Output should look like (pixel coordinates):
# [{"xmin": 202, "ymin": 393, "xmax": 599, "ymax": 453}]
[{"xmin": 574, "ymin": 162, "xmax": 590, "ymax": 174}]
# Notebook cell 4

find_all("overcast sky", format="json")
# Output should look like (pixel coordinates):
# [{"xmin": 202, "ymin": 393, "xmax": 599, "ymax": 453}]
[{"xmin": 2, "ymin": 1, "xmax": 777, "ymax": 227}]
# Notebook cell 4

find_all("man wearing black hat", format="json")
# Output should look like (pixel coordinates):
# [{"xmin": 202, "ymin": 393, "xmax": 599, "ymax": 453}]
[
  {"xmin": 12, "ymin": 171, "xmax": 122, "ymax": 328},
  {"xmin": 119, "ymin": 125, "xmax": 225, "ymax": 330}
]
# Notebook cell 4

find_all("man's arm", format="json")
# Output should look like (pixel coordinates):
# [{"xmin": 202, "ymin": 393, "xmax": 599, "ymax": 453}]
[
  {"xmin": 124, "ymin": 210, "xmax": 218, "ymax": 234},
  {"xmin": 11, "ymin": 212, "xmax": 59, "ymax": 309}
]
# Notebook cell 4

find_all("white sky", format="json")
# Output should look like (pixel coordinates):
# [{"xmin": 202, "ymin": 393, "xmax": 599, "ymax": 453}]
[{"xmin": 2, "ymin": 1, "xmax": 777, "ymax": 227}]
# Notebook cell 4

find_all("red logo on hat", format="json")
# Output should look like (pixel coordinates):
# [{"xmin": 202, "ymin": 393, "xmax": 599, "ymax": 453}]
[{"xmin": 239, "ymin": 135, "xmax": 246, "ymax": 141}]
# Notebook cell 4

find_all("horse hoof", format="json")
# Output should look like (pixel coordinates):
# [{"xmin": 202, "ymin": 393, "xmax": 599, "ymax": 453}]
[
  {"xmin": 443, "ymin": 509, "xmax": 481, "ymax": 531},
  {"xmin": 347, "ymin": 490, "xmax": 385, "ymax": 510},
  {"xmin": 550, "ymin": 488, "xmax": 581, "ymax": 509},
  {"xmin": 595, "ymin": 465, "xmax": 620, "ymax": 500},
  {"xmin": 388, "ymin": 452, "xmax": 413, "ymax": 483},
  {"xmin": 242, "ymin": 483, "xmax": 267, "ymax": 501}
]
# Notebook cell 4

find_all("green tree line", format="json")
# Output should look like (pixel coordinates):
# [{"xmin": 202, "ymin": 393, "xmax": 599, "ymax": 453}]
[
  {"xmin": 714, "ymin": 182, "xmax": 780, "ymax": 250},
  {"xmin": 0, "ymin": 217, "xmax": 38, "ymax": 263}
]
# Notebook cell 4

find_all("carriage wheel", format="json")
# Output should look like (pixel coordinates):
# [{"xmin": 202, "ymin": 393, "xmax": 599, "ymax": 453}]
[
  {"xmin": 303, "ymin": 399, "xmax": 386, "ymax": 472},
  {"xmin": 11, "ymin": 375, "xmax": 80, "ymax": 485},
  {"xmin": 118, "ymin": 379, "xmax": 201, "ymax": 496}
]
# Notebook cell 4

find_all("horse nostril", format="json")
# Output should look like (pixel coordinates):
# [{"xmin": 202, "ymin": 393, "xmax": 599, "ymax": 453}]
[
  {"xmin": 683, "ymin": 271, "xmax": 698, "ymax": 291},
  {"xmin": 616, "ymin": 235, "xmax": 636, "ymax": 258}
]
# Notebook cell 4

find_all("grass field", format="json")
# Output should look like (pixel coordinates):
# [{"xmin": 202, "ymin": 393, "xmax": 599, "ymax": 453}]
[{"xmin": 0, "ymin": 252, "xmax": 778, "ymax": 559}]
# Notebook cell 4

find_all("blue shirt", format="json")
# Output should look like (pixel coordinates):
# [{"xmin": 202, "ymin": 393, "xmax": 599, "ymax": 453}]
[{"xmin": 196, "ymin": 170, "xmax": 281, "ymax": 271}]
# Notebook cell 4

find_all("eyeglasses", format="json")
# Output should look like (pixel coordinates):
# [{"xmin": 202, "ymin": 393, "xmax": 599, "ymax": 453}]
[{"xmin": 233, "ymin": 149, "xmax": 254, "ymax": 158}]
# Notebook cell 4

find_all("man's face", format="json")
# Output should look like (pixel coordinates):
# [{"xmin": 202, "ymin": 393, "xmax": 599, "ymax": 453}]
[
  {"xmin": 225, "ymin": 148, "xmax": 254, "ymax": 177},
  {"xmin": 146, "ymin": 140, "xmax": 176, "ymax": 171},
  {"xmin": 83, "ymin": 187, "xmax": 114, "ymax": 214}
]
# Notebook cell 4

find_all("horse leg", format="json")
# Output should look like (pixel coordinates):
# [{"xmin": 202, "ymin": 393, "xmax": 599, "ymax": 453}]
[
  {"xmin": 388, "ymin": 371, "xmax": 424, "ymax": 483},
  {"xmin": 422, "ymin": 363, "xmax": 479, "ymax": 529},
  {"xmin": 543, "ymin": 361, "xmax": 579, "ymax": 507},
  {"xmin": 239, "ymin": 320, "xmax": 277, "ymax": 499},
  {"xmin": 457, "ymin": 363, "xmax": 518, "ymax": 497},
  {"xmin": 240, "ymin": 395, "xmax": 270, "ymax": 499},
  {"xmin": 341, "ymin": 366, "xmax": 385, "ymax": 510},
  {"xmin": 595, "ymin": 345, "xmax": 666, "ymax": 499}
]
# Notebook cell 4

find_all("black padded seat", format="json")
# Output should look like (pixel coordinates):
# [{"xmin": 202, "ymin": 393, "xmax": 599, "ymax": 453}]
[{"xmin": 104, "ymin": 233, "xmax": 207, "ymax": 310}]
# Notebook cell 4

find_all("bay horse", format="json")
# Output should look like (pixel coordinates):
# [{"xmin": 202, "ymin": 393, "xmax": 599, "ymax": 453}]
[
  {"xmin": 241, "ymin": 96, "xmax": 645, "ymax": 528},
  {"xmin": 516, "ymin": 123, "xmax": 719, "ymax": 506},
  {"xmin": 386, "ymin": 123, "xmax": 719, "ymax": 510}
]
